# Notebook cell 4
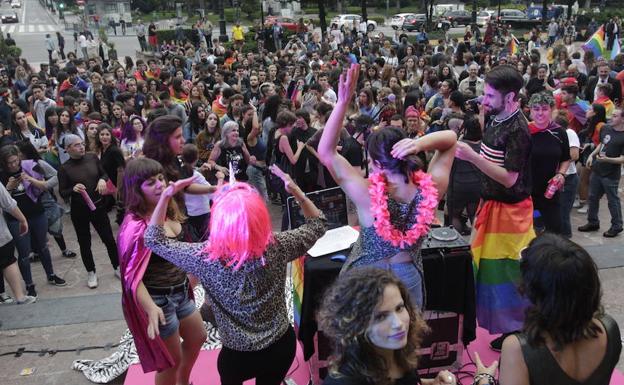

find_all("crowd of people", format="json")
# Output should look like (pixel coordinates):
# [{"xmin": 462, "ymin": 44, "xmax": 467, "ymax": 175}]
[{"xmin": 0, "ymin": 13, "xmax": 622, "ymax": 385}]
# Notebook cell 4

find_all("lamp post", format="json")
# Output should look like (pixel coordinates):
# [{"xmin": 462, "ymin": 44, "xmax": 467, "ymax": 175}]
[{"xmin": 218, "ymin": 0, "xmax": 227, "ymax": 42}]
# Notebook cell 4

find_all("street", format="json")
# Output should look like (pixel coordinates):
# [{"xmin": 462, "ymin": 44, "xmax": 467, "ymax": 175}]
[{"xmin": 2, "ymin": 0, "xmax": 478, "ymax": 66}]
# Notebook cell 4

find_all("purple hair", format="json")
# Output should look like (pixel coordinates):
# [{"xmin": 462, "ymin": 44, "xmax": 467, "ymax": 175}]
[{"xmin": 121, "ymin": 115, "xmax": 146, "ymax": 142}]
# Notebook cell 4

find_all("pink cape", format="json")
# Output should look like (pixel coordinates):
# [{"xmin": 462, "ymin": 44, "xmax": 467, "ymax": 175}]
[{"xmin": 118, "ymin": 214, "xmax": 193, "ymax": 373}]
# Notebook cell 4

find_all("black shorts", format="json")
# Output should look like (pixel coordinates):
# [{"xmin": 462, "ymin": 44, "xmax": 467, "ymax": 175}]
[{"xmin": 0, "ymin": 240, "xmax": 16, "ymax": 270}]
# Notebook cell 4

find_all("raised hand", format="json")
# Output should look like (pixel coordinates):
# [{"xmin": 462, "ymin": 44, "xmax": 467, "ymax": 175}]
[
  {"xmin": 337, "ymin": 63, "xmax": 360, "ymax": 104},
  {"xmin": 391, "ymin": 138, "xmax": 422, "ymax": 160},
  {"xmin": 163, "ymin": 176, "xmax": 198, "ymax": 199},
  {"xmin": 269, "ymin": 164, "xmax": 298, "ymax": 195}
]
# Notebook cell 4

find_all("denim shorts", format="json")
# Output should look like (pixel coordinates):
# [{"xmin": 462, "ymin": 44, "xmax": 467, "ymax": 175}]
[
  {"xmin": 150, "ymin": 289, "xmax": 196, "ymax": 339},
  {"xmin": 371, "ymin": 261, "xmax": 424, "ymax": 310}
]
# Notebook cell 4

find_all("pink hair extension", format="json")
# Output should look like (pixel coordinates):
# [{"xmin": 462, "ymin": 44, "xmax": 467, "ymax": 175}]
[{"xmin": 204, "ymin": 183, "xmax": 274, "ymax": 269}]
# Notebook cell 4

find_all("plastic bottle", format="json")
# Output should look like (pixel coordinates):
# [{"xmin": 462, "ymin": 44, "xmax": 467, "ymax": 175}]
[{"xmin": 544, "ymin": 178, "xmax": 559, "ymax": 199}]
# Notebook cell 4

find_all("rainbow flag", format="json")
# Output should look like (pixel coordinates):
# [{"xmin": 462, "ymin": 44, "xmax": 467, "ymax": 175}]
[
  {"xmin": 471, "ymin": 198, "xmax": 535, "ymax": 334},
  {"xmin": 582, "ymin": 25, "xmax": 606, "ymax": 58},
  {"xmin": 291, "ymin": 257, "xmax": 306, "ymax": 328},
  {"xmin": 507, "ymin": 34, "xmax": 519, "ymax": 55}
]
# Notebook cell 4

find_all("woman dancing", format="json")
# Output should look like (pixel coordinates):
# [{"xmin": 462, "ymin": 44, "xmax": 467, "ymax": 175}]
[
  {"xmin": 118, "ymin": 158, "xmax": 206, "ymax": 385},
  {"xmin": 318, "ymin": 64, "xmax": 457, "ymax": 308},
  {"xmin": 143, "ymin": 166, "xmax": 326, "ymax": 384}
]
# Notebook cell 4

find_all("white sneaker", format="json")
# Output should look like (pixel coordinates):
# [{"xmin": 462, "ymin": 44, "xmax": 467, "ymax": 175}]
[
  {"xmin": 577, "ymin": 206, "xmax": 588, "ymax": 214},
  {"xmin": 114, "ymin": 267, "xmax": 121, "ymax": 280},
  {"xmin": 16, "ymin": 295, "xmax": 36, "ymax": 305},
  {"xmin": 87, "ymin": 271, "xmax": 98, "ymax": 289}
]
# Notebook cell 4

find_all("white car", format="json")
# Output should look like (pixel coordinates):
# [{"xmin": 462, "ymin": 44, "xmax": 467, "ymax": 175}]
[
  {"xmin": 476, "ymin": 10, "xmax": 495, "ymax": 26},
  {"xmin": 390, "ymin": 13, "xmax": 416, "ymax": 30},
  {"xmin": 331, "ymin": 14, "xmax": 377, "ymax": 31},
  {"xmin": 10, "ymin": 0, "xmax": 21, "ymax": 8}
]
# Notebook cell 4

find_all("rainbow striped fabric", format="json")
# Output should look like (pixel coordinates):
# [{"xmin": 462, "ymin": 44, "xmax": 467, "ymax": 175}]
[
  {"xmin": 292, "ymin": 257, "xmax": 306, "ymax": 328},
  {"xmin": 507, "ymin": 34, "xmax": 520, "ymax": 55},
  {"xmin": 471, "ymin": 198, "xmax": 535, "ymax": 334},
  {"xmin": 583, "ymin": 25, "xmax": 607, "ymax": 58}
]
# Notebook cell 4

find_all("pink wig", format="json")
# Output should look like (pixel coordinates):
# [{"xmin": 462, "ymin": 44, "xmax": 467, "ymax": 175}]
[{"xmin": 204, "ymin": 183, "xmax": 274, "ymax": 269}]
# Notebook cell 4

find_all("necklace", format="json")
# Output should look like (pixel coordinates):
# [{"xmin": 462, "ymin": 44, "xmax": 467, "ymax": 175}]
[{"xmin": 368, "ymin": 171, "xmax": 438, "ymax": 248}]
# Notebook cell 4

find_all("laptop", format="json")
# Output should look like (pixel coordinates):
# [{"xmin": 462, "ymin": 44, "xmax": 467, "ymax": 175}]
[{"xmin": 286, "ymin": 187, "xmax": 359, "ymax": 257}]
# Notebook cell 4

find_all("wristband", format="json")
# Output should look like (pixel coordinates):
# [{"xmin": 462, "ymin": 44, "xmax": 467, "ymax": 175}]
[{"xmin": 473, "ymin": 373, "xmax": 496, "ymax": 385}]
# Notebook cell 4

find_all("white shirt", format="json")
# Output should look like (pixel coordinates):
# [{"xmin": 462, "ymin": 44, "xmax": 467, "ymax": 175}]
[
  {"xmin": 183, "ymin": 170, "xmax": 213, "ymax": 216},
  {"xmin": 566, "ymin": 128, "xmax": 580, "ymax": 175},
  {"xmin": 79, "ymin": 34, "xmax": 87, "ymax": 48}
]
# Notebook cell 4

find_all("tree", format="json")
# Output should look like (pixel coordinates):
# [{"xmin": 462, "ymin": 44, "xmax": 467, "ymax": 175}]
[{"xmin": 241, "ymin": 0, "xmax": 259, "ymax": 20}]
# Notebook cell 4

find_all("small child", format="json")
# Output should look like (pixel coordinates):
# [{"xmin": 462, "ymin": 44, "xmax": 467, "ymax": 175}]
[{"xmin": 181, "ymin": 143, "xmax": 222, "ymax": 241}]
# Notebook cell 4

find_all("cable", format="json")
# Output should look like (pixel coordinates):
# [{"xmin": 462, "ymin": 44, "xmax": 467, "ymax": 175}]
[{"xmin": 0, "ymin": 342, "xmax": 121, "ymax": 357}]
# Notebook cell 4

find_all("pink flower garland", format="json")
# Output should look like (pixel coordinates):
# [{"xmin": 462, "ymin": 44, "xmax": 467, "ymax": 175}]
[{"xmin": 368, "ymin": 171, "xmax": 438, "ymax": 248}]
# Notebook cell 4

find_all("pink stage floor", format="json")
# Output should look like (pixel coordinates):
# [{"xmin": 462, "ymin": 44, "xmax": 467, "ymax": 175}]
[{"xmin": 125, "ymin": 326, "xmax": 624, "ymax": 385}]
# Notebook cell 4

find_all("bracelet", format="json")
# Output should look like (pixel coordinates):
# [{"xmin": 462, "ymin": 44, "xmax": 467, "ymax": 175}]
[{"xmin": 473, "ymin": 373, "xmax": 496, "ymax": 385}]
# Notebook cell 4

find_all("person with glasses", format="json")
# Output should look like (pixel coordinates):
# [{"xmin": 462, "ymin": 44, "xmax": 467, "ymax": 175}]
[{"xmin": 58, "ymin": 134, "xmax": 119, "ymax": 289}]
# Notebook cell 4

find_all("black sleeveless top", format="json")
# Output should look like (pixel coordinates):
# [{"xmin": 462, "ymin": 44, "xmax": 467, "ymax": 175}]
[{"xmin": 517, "ymin": 314, "xmax": 621, "ymax": 385}]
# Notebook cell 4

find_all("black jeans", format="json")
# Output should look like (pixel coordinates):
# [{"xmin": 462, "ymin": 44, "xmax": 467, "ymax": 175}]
[
  {"xmin": 70, "ymin": 202, "xmax": 119, "ymax": 273},
  {"xmin": 217, "ymin": 326, "xmax": 296, "ymax": 385}
]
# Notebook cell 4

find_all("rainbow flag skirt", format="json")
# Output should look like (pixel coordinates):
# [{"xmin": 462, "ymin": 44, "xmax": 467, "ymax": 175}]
[{"xmin": 471, "ymin": 198, "xmax": 535, "ymax": 334}]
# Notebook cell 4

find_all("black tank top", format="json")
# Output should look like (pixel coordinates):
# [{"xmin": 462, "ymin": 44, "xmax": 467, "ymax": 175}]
[{"xmin": 517, "ymin": 314, "xmax": 621, "ymax": 385}]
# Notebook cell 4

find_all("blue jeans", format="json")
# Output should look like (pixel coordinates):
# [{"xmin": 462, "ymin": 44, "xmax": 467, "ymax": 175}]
[
  {"xmin": 372, "ymin": 261, "xmax": 424, "ymax": 309},
  {"xmin": 246, "ymin": 165, "xmax": 268, "ymax": 202},
  {"xmin": 560, "ymin": 173, "xmax": 579, "ymax": 237},
  {"xmin": 587, "ymin": 173, "xmax": 623, "ymax": 230},
  {"xmin": 7, "ymin": 211, "xmax": 55, "ymax": 286}
]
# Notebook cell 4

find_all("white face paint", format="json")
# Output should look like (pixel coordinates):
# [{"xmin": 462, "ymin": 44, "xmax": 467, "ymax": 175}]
[{"xmin": 366, "ymin": 284, "xmax": 410, "ymax": 351}]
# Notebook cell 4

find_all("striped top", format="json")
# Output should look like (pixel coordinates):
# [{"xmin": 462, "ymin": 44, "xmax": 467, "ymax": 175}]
[{"xmin": 479, "ymin": 109, "xmax": 532, "ymax": 204}]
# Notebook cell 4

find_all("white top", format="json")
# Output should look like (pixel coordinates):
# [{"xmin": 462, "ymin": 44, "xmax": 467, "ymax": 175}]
[
  {"xmin": 120, "ymin": 137, "xmax": 144, "ymax": 157},
  {"xmin": 183, "ymin": 170, "xmax": 213, "ymax": 216},
  {"xmin": 566, "ymin": 128, "xmax": 580, "ymax": 175}
]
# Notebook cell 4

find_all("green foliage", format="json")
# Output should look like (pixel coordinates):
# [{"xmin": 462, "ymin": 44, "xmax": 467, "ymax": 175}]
[{"xmin": 0, "ymin": 32, "xmax": 21, "ymax": 60}]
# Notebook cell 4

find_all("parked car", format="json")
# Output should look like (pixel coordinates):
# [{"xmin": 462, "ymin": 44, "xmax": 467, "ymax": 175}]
[
  {"xmin": 390, "ymin": 13, "xmax": 416, "ymax": 30},
  {"xmin": 498, "ymin": 9, "xmax": 528, "ymax": 21},
  {"xmin": 1, "ymin": 12, "xmax": 18, "ymax": 23},
  {"xmin": 264, "ymin": 16, "xmax": 308, "ymax": 32},
  {"xmin": 402, "ymin": 14, "xmax": 426, "ymax": 31},
  {"xmin": 331, "ymin": 14, "xmax": 377, "ymax": 31},
  {"xmin": 441, "ymin": 9, "xmax": 472, "ymax": 27},
  {"xmin": 10, "ymin": 0, "xmax": 21, "ymax": 8},
  {"xmin": 476, "ymin": 10, "xmax": 495, "ymax": 26}
]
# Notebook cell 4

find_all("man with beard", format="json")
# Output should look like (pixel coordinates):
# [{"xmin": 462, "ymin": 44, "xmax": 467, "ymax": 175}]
[
  {"xmin": 455, "ymin": 65, "xmax": 534, "ymax": 351},
  {"xmin": 244, "ymin": 74, "xmax": 262, "ymax": 108}
]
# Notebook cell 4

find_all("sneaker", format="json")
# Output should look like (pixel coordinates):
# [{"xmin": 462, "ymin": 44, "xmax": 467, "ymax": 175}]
[
  {"xmin": 490, "ymin": 332, "xmax": 514, "ymax": 352},
  {"xmin": 114, "ymin": 267, "xmax": 121, "ymax": 280},
  {"xmin": 578, "ymin": 223, "xmax": 600, "ymax": 232},
  {"xmin": 16, "ymin": 295, "xmax": 36, "ymax": 305},
  {"xmin": 26, "ymin": 284, "xmax": 37, "ymax": 298},
  {"xmin": 47, "ymin": 275, "xmax": 67, "ymax": 287},
  {"xmin": 603, "ymin": 228, "xmax": 623, "ymax": 238},
  {"xmin": 0, "ymin": 292, "xmax": 14, "ymax": 304},
  {"xmin": 87, "ymin": 271, "xmax": 98, "ymax": 289},
  {"xmin": 577, "ymin": 206, "xmax": 588, "ymax": 214},
  {"xmin": 62, "ymin": 250, "xmax": 77, "ymax": 258}
]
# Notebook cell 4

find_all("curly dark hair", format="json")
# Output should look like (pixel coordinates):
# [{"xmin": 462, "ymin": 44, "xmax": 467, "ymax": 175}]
[
  {"xmin": 520, "ymin": 233, "xmax": 603, "ymax": 351},
  {"xmin": 318, "ymin": 268, "xmax": 429, "ymax": 385}
]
